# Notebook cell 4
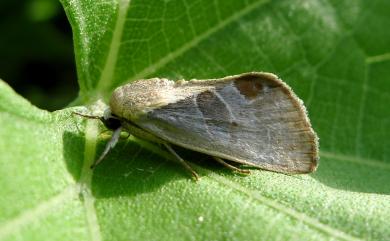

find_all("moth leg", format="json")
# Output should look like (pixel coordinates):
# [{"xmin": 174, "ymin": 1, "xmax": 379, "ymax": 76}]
[
  {"xmin": 99, "ymin": 129, "xmax": 129, "ymax": 140},
  {"xmin": 98, "ymin": 129, "xmax": 113, "ymax": 138},
  {"xmin": 120, "ymin": 132, "xmax": 131, "ymax": 140},
  {"xmin": 91, "ymin": 126, "xmax": 122, "ymax": 169},
  {"xmin": 163, "ymin": 143, "xmax": 200, "ymax": 181},
  {"xmin": 213, "ymin": 157, "xmax": 250, "ymax": 175}
]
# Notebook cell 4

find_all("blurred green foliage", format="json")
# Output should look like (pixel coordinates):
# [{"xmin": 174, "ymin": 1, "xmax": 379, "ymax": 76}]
[{"xmin": 0, "ymin": 0, "xmax": 77, "ymax": 111}]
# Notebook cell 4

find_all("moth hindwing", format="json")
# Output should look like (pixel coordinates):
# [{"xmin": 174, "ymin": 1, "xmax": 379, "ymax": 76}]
[{"xmin": 105, "ymin": 72, "xmax": 319, "ymax": 177}]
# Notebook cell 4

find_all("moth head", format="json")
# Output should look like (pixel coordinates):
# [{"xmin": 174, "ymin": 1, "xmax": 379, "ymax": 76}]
[
  {"xmin": 73, "ymin": 109, "xmax": 122, "ymax": 130},
  {"xmin": 100, "ymin": 108, "xmax": 122, "ymax": 130},
  {"xmin": 73, "ymin": 108, "xmax": 123, "ymax": 169}
]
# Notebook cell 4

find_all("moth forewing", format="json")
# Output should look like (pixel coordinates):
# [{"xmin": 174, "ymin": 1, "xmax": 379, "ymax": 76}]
[{"xmin": 110, "ymin": 72, "xmax": 319, "ymax": 175}]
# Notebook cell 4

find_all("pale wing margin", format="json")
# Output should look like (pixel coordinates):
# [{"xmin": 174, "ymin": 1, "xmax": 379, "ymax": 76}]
[{"xmin": 133, "ymin": 72, "xmax": 319, "ymax": 174}]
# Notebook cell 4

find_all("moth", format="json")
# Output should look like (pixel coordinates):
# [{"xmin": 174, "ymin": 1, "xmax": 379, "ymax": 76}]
[{"xmin": 75, "ymin": 72, "xmax": 319, "ymax": 180}]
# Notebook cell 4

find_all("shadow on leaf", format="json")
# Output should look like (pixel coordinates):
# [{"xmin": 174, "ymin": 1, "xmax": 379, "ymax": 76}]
[
  {"xmin": 63, "ymin": 130, "xmax": 85, "ymax": 181},
  {"xmin": 62, "ymin": 130, "xmax": 226, "ymax": 198},
  {"xmin": 91, "ymin": 139, "xmax": 181, "ymax": 198},
  {"xmin": 90, "ymin": 141, "xmax": 234, "ymax": 198}
]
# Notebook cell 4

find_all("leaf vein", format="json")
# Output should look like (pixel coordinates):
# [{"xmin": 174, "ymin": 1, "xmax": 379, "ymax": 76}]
[
  {"xmin": 79, "ymin": 119, "xmax": 102, "ymax": 241},
  {"xmin": 97, "ymin": 0, "xmax": 132, "ymax": 92},
  {"xmin": 366, "ymin": 52, "xmax": 390, "ymax": 64},
  {"xmin": 128, "ymin": 0, "xmax": 271, "ymax": 81},
  {"xmin": 207, "ymin": 173, "xmax": 363, "ymax": 241},
  {"xmin": 0, "ymin": 185, "xmax": 78, "ymax": 240},
  {"xmin": 355, "ymin": 65, "xmax": 369, "ymax": 156}
]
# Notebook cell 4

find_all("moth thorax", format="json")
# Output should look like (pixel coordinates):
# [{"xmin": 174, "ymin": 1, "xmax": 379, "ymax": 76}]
[{"xmin": 109, "ymin": 78, "xmax": 175, "ymax": 120}]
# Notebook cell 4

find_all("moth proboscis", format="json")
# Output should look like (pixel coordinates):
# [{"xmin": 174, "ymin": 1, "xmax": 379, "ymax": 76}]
[{"xmin": 74, "ymin": 72, "xmax": 319, "ymax": 181}]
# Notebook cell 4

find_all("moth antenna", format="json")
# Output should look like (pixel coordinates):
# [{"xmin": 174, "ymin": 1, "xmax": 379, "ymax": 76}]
[
  {"xmin": 72, "ymin": 111, "xmax": 102, "ymax": 120},
  {"xmin": 90, "ymin": 126, "xmax": 122, "ymax": 169}
]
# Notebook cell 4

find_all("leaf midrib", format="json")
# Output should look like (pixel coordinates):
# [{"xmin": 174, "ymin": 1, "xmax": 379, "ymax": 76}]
[
  {"xmin": 96, "ymin": 0, "xmax": 131, "ymax": 93},
  {"xmin": 78, "ymin": 120, "xmax": 102, "ymax": 241}
]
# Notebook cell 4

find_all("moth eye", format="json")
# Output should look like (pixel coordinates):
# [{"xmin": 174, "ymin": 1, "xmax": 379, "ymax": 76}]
[
  {"xmin": 232, "ymin": 121, "xmax": 239, "ymax": 127},
  {"xmin": 104, "ymin": 117, "xmax": 121, "ymax": 130}
]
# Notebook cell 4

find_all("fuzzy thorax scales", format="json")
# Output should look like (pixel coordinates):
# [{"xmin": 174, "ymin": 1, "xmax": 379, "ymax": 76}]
[{"xmin": 110, "ymin": 78, "xmax": 214, "ymax": 120}]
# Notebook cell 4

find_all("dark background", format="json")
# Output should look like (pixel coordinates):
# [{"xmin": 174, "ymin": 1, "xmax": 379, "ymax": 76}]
[{"xmin": 0, "ymin": 0, "xmax": 77, "ymax": 111}]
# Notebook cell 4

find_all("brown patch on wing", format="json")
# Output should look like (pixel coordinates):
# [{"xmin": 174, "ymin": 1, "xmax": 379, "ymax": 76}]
[
  {"xmin": 196, "ymin": 90, "xmax": 239, "ymax": 142},
  {"xmin": 232, "ymin": 72, "xmax": 318, "ymax": 172},
  {"xmin": 234, "ymin": 73, "xmax": 280, "ymax": 100}
]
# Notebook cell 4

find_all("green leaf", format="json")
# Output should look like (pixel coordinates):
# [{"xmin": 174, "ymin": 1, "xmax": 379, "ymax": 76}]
[{"xmin": 1, "ymin": 0, "xmax": 390, "ymax": 240}]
